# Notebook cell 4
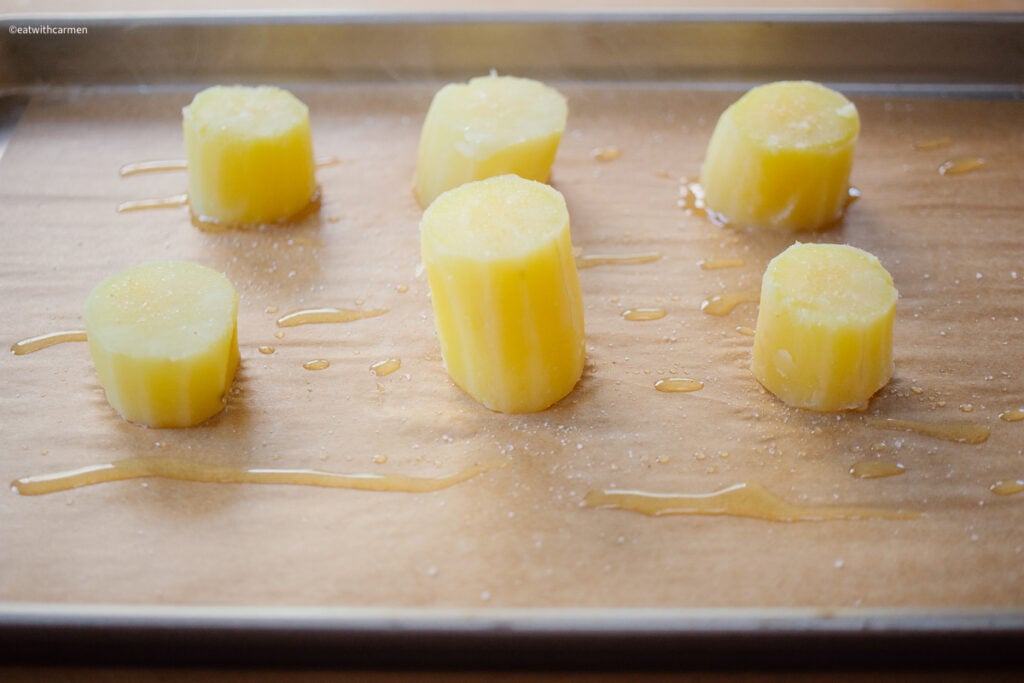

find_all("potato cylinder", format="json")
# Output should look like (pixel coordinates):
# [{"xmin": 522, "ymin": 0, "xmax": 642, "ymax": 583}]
[
  {"xmin": 701, "ymin": 81, "xmax": 860, "ymax": 232},
  {"xmin": 421, "ymin": 174, "xmax": 585, "ymax": 413},
  {"xmin": 183, "ymin": 85, "xmax": 317, "ymax": 226},
  {"xmin": 752, "ymin": 243, "xmax": 897, "ymax": 411},
  {"xmin": 84, "ymin": 261, "xmax": 240, "ymax": 428},
  {"xmin": 414, "ymin": 74, "xmax": 568, "ymax": 208}
]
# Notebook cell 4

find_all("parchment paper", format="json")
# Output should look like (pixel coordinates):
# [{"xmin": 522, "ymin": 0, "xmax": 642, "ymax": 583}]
[{"xmin": 1, "ymin": 82, "xmax": 1022, "ymax": 610}]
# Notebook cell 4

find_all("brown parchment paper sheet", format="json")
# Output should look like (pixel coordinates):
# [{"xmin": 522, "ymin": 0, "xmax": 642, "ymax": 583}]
[{"xmin": 0, "ymin": 82, "xmax": 1022, "ymax": 610}]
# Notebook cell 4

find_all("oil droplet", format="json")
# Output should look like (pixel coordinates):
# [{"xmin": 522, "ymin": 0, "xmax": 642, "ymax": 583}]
[
  {"xmin": 396, "ymin": 284, "xmax": 409, "ymax": 294},
  {"xmin": 116, "ymin": 193, "xmax": 188, "ymax": 213},
  {"xmin": 373, "ymin": 454, "xmax": 389, "ymax": 465},
  {"xmin": 654, "ymin": 377, "xmax": 704, "ymax": 393},
  {"xmin": 701, "ymin": 291, "xmax": 759, "ymax": 316},
  {"xmin": 10, "ymin": 456, "xmax": 498, "ymax": 496},
  {"xmin": 11, "ymin": 330, "xmax": 87, "ymax": 355},
  {"xmin": 867, "ymin": 417, "xmax": 990, "ymax": 444},
  {"xmin": 698, "ymin": 257, "xmax": 744, "ymax": 270},
  {"xmin": 277, "ymin": 306, "xmax": 388, "ymax": 327},
  {"xmin": 315, "ymin": 155, "xmax": 341, "ymax": 167},
  {"xmin": 913, "ymin": 136, "xmax": 952, "ymax": 151},
  {"xmin": 577, "ymin": 253, "xmax": 661, "ymax": 269},
  {"xmin": 999, "ymin": 407, "xmax": 1024, "ymax": 423},
  {"xmin": 370, "ymin": 357, "xmax": 401, "ymax": 377},
  {"xmin": 303, "ymin": 359, "xmax": 330, "ymax": 371},
  {"xmin": 257, "ymin": 345, "xmax": 275, "ymax": 355},
  {"xmin": 584, "ymin": 482, "xmax": 918, "ymax": 522},
  {"xmin": 274, "ymin": 331, "xmax": 286, "ymax": 340},
  {"xmin": 735, "ymin": 326, "xmax": 756, "ymax": 337},
  {"xmin": 119, "ymin": 159, "xmax": 188, "ymax": 176},
  {"xmin": 623, "ymin": 307, "xmax": 667, "ymax": 322},
  {"xmin": 990, "ymin": 479, "xmax": 1024, "ymax": 496},
  {"xmin": 264, "ymin": 305, "xmax": 279, "ymax": 315},
  {"xmin": 959, "ymin": 403, "xmax": 974, "ymax": 413},
  {"xmin": 849, "ymin": 460, "xmax": 906, "ymax": 479},
  {"xmin": 939, "ymin": 157, "xmax": 985, "ymax": 176},
  {"xmin": 590, "ymin": 145, "xmax": 622, "ymax": 162}
]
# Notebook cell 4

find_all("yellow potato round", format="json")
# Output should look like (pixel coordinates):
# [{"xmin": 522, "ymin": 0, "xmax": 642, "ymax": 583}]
[
  {"xmin": 701, "ymin": 81, "xmax": 860, "ymax": 231},
  {"xmin": 421, "ymin": 174, "xmax": 584, "ymax": 413},
  {"xmin": 184, "ymin": 85, "xmax": 317, "ymax": 226},
  {"xmin": 752, "ymin": 242, "xmax": 897, "ymax": 411},
  {"xmin": 414, "ymin": 74, "xmax": 568, "ymax": 208},
  {"xmin": 84, "ymin": 261, "xmax": 239, "ymax": 427}
]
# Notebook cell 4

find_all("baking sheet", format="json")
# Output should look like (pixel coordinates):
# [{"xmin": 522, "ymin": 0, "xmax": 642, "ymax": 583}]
[{"xmin": 1, "ymin": 13, "xmax": 1023, "ymax": 668}]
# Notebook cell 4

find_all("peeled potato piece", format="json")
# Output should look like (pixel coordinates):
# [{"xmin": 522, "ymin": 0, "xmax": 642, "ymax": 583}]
[
  {"xmin": 421, "ymin": 174, "xmax": 585, "ymax": 413},
  {"xmin": 752, "ymin": 243, "xmax": 897, "ymax": 411},
  {"xmin": 701, "ymin": 81, "xmax": 860, "ymax": 231},
  {"xmin": 84, "ymin": 262, "xmax": 240, "ymax": 428},
  {"xmin": 183, "ymin": 85, "xmax": 316, "ymax": 226},
  {"xmin": 414, "ymin": 74, "xmax": 568, "ymax": 208}
]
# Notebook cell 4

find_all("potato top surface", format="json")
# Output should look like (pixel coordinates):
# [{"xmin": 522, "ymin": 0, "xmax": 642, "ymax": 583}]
[
  {"xmin": 434, "ymin": 75, "xmax": 568, "ymax": 159},
  {"xmin": 83, "ymin": 261, "xmax": 238, "ymax": 360},
  {"xmin": 421, "ymin": 174, "xmax": 570, "ymax": 261},
  {"xmin": 728, "ymin": 81, "xmax": 859, "ymax": 151},
  {"xmin": 761, "ymin": 242, "xmax": 897, "ymax": 326},
  {"xmin": 183, "ymin": 85, "xmax": 310, "ymax": 139}
]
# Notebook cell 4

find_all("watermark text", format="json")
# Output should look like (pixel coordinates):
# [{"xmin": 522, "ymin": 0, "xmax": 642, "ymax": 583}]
[{"xmin": 8, "ymin": 24, "xmax": 89, "ymax": 36}]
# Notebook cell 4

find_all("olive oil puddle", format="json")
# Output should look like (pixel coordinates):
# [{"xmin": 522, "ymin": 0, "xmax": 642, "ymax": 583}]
[
  {"xmin": 370, "ymin": 357, "xmax": 401, "ymax": 376},
  {"xmin": 990, "ymin": 480, "xmax": 1024, "ymax": 496},
  {"xmin": 11, "ymin": 330, "xmax": 87, "ymax": 355},
  {"xmin": 576, "ymin": 252, "xmax": 661, "ymax": 269},
  {"xmin": 11, "ymin": 456, "xmax": 497, "ymax": 496},
  {"xmin": 867, "ymin": 417, "xmax": 990, "ymax": 444},
  {"xmin": 622, "ymin": 307, "xmax": 667, "ymax": 321},
  {"xmin": 701, "ymin": 291, "xmax": 759, "ymax": 316},
  {"xmin": 654, "ymin": 377, "xmax": 704, "ymax": 393},
  {"xmin": 584, "ymin": 482, "xmax": 919, "ymax": 522},
  {"xmin": 849, "ymin": 460, "xmax": 906, "ymax": 479},
  {"xmin": 118, "ymin": 156, "xmax": 340, "ymax": 177},
  {"xmin": 276, "ymin": 306, "xmax": 388, "ymax": 328}
]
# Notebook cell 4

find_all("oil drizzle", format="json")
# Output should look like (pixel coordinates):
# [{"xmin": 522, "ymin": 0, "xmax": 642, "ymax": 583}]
[
  {"xmin": 119, "ymin": 159, "xmax": 188, "ymax": 176},
  {"xmin": 701, "ymin": 291, "xmax": 759, "ymax": 316},
  {"xmin": 622, "ymin": 307, "xmax": 667, "ymax": 322},
  {"xmin": 10, "ymin": 456, "xmax": 496, "ymax": 496},
  {"xmin": 370, "ymin": 357, "xmax": 401, "ymax": 377},
  {"xmin": 998, "ymin": 407, "xmax": 1024, "ymax": 423},
  {"xmin": 11, "ymin": 330, "xmax": 87, "ymax": 355},
  {"xmin": 698, "ymin": 257, "xmax": 745, "ymax": 270},
  {"xmin": 654, "ymin": 377, "xmax": 704, "ymax": 393},
  {"xmin": 577, "ymin": 253, "xmax": 661, "ymax": 269},
  {"xmin": 913, "ymin": 136, "xmax": 952, "ymax": 151},
  {"xmin": 590, "ymin": 146, "xmax": 621, "ymax": 162},
  {"xmin": 990, "ymin": 479, "xmax": 1024, "ymax": 496},
  {"xmin": 116, "ymin": 193, "xmax": 188, "ymax": 213},
  {"xmin": 939, "ymin": 157, "xmax": 985, "ymax": 176},
  {"xmin": 584, "ymin": 482, "xmax": 919, "ymax": 522},
  {"xmin": 276, "ymin": 306, "xmax": 388, "ymax": 328},
  {"xmin": 849, "ymin": 460, "xmax": 906, "ymax": 479},
  {"xmin": 868, "ymin": 417, "xmax": 990, "ymax": 444},
  {"xmin": 119, "ymin": 156, "xmax": 338, "ymax": 176}
]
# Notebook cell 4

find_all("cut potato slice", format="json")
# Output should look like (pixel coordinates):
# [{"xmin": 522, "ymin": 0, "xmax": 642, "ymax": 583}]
[
  {"xmin": 183, "ymin": 85, "xmax": 316, "ymax": 226},
  {"xmin": 752, "ymin": 242, "xmax": 897, "ymax": 411},
  {"xmin": 421, "ymin": 174, "xmax": 585, "ymax": 413},
  {"xmin": 414, "ymin": 74, "xmax": 568, "ymax": 208},
  {"xmin": 701, "ymin": 81, "xmax": 860, "ymax": 231},
  {"xmin": 84, "ymin": 262, "xmax": 240, "ymax": 428}
]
